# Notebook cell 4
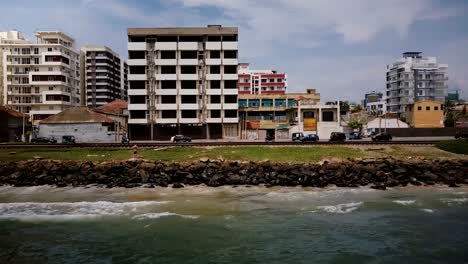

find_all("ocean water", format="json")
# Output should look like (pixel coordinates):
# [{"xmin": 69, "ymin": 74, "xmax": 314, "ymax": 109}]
[{"xmin": 0, "ymin": 185, "xmax": 467, "ymax": 264}]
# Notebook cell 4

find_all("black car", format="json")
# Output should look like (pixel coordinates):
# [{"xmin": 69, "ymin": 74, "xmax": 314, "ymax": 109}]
[
  {"xmin": 291, "ymin": 132, "xmax": 304, "ymax": 142},
  {"xmin": 372, "ymin": 133, "xmax": 392, "ymax": 142},
  {"xmin": 31, "ymin": 137, "xmax": 57, "ymax": 143},
  {"xmin": 171, "ymin": 135, "xmax": 192, "ymax": 143},
  {"xmin": 301, "ymin": 134, "xmax": 319, "ymax": 142},
  {"xmin": 455, "ymin": 131, "xmax": 468, "ymax": 139},
  {"xmin": 329, "ymin": 132, "xmax": 346, "ymax": 142}
]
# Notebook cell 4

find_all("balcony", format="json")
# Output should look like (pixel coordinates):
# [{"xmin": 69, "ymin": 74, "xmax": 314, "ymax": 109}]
[
  {"xmin": 127, "ymin": 59, "xmax": 146, "ymax": 66},
  {"xmin": 223, "ymin": 42, "xmax": 238, "ymax": 50},
  {"xmin": 157, "ymin": 89, "xmax": 177, "ymax": 95},
  {"xmin": 223, "ymin": 74, "xmax": 238, "ymax": 80},
  {"xmin": 178, "ymin": 42, "xmax": 198, "ymax": 50},
  {"xmin": 128, "ymin": 118, "xmax": 148, "ymax": 124},
  {"xmin": 207, "ymin": 89, "xmax": 222, "ymax": 95},
  {"xmin": 128, "ymin": 104, "xmax": 147, "ymax": 110},
  {"xmin": 223, "ymin": 59, "xmax": 238, "ymax": 65},
  {"xmin": 155, "ymin": 59, "xmax": 177, "ymax": 65},
  {"xmin": 156, "ymin": 118, "xmax": 178, "ymax": 124},
  {"xmin": 179, "ymin": 89, "xmax": 198, "ymax": 95},
  {"xmin": 155, "ymin": 74, "xmax": 177, "ymax": 80},
  {"xmin": 223, "ymin": 89, "xmax": 238, "ymax": 95},
  {"xmin": 179, "ymin": 59, "xmax": 198, "ymax": 65},
  {"xmin": 179, "ymin": 74, "xmax": 198, "ymax": 80},
  {"xmin": 206, "ymin": 118, "xmax": 222, "ymax": 123},
  {"xmin": 128, "ymin": 42, "xmax": 146, "ymax": 50},
  {"xmin": 179, "ymin": 118, "xmax": 200, "ymax": 124},
  {"xmin": 206, "ymin": 42, "xmax": 221, "ymax": 50},
  {"xmin": 223, "ymin": 117, "xmax": 238, "ymax": 123},
  {"xmin": 179, "ymin": 104, "xmax": 199, "ymax": 110},
  {"xmin": 128, "ymin": 74, "xmax": 147, "ymax": 81},
  {"xmin": 156, "ymin": 104, "xmax": 177, "ymax": 110},
  {"xmin": 155, "ymin": 42, "xmax": 177, "ymax": 50},
  {"xmin": 207, "ymin": 74, "xmax": 221, "ymax": 80},
  {"xmin": 128, "ymin": 89, "xmax": 147, "ymax": 95},
  {"xmin": 223, "ymin": 103, "xmax": 238, "ymax": 110},
  {"xmin": 206, "ymin": 59, "xmax": 221, "ymax": 65}
]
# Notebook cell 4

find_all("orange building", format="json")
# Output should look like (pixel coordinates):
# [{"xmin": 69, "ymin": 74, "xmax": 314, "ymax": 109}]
[{"xmin": 406, "ymin": 101, "xmax": 444, "ymax": 128}]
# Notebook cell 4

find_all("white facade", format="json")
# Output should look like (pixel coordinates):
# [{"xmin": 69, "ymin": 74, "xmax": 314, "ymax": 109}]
[
  {"xmin": 366, "ymin": 99, "xmax": 387, "ymax": 116},
  {"xmin": 386, "ymin": 52, "xmax": 448, "ymax": 116},
  {"xmin": 127, "ymin": 26, "xmax": 239, "ymax": 139},
  {"xmin": 80, "ymin": 45, "xmax": 127, "ymax": 108},
  {"xmin": 0, "ymin": 31, "xmax": 80, "ymax": 124},
  {"xmin": 238, "ymin": 63, "xmax": 287, "ymax": 95},
  {"xmin": 38, "ymin": 123, "xmax": 118, "ymax": 143}
]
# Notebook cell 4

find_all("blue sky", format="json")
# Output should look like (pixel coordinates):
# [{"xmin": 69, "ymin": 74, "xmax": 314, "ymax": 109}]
[{"xmin": 1, "ymin": 0, "xmax": 467, "ymax": 102}]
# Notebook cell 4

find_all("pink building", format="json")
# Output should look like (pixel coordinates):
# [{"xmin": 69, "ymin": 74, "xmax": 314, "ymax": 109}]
[{"xmin": 238, "ymin": 63, "xmax": 287, "ymax": 95}]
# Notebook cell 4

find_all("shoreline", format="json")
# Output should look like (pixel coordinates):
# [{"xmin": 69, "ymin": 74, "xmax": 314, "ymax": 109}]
[{"xmin": 1, "ymin": 157, "xmax": 467, "ymax": 190}]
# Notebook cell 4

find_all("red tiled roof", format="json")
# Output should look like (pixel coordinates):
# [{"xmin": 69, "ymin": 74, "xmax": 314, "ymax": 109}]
[
  {"xmin": 0, "ymin": 105, "xmax": 25, "ymax": 118},
  {"xmin": 40, "ymin": 107, "xmax": 114, "ymax": 124},
  {"xmin": 96, "ymin": 100, "xmax": 128, "ymax": 115}
]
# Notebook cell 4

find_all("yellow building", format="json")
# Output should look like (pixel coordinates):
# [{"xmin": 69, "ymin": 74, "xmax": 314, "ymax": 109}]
[{"xmin": 406, "ymin": 101, "xmax": 444, "ymax": 128}]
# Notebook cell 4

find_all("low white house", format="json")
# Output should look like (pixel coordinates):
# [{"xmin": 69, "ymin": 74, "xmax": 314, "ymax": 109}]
[
  {"xmin": 38, "ymin": 107, "xmax": 119, "ymax": 143},
  {"xmin": 366, "ymin": 117, "xmax": 409, "ymax": 135}
]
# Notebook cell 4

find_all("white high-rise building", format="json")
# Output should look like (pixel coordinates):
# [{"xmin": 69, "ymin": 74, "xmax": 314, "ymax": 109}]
[
  {"xmin": 0, "ymin": 31, "xmax": 80, "ymax": 124},
  {"xmin": 127, "ymin": 25, "xmax": 239, "ymax": 140},
  {"xmin": 80, "ymin": 45, "xmax": 128, "ymax": 108},
  {"xmin": 386, "ymin": 52, "xmax": 448, "ymax": 116}
]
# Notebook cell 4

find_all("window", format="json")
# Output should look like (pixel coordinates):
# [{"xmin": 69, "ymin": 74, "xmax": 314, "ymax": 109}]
[
  {"xmin": 210, "ymin": 50, "xmax": 220, "ymax": 59},
  {"xmin": 224, "ymin": 110, "xmax": 237, "ymax": 118},
  {"xmin": 426, "ymin": 106, "xmax": 430, "ymax": 111},
  {"xmin": 434, "ymin": 106, "xmax": 439, "ymax": 111},
  {"xmin": 130, "ymin": 80, "xmax": 145, "ymax": 89},
  {"xmin": 161, "ymin": 66, "xmax": 176, "ymax": 74},
  {"xmin": 224, "ymin": 65, "xmax": 237, "ymax": 74},
  {"xmin": 224, "ymin": 95, "xmax": 237, "ymax": 104},
  {"xmin": 49, "ymin": 87, "xmax": 54, "ymax": 91},
  {"xmin": 181, "ymin": 110, "xmax": 197, "ymax": 118},
  {"xmin": 130, "ymin": 110, "xmax": 146, "ymax": 119},
  {"xmin": 441, "ymin": 104, "xmax": 444, "ymax": 110},
  {"xmin": 211, "ymin": 95, "xmax": 221, "ymax": 104},
  {"xmin": 129, "ymin": 51, "xmax": 145, "ymax": 59},
  {"xmin": 129, "ymin": 66, "xmax": 145, "ymax": 74},
  {"xmin": 180, "ymin": 51, "xmax": 197, "ymax": 59},
  {"xmin": 181, "ymin": 65, "xmax": 196, "ymax": 74},
  {"xmin": 181, "ymin": 80, "xmax": 196, "ymax": 89},
  {"xmin": 210, "ymin": 65, "xmax": 220, "ymax": 74},
  {"xmin": 48, "ymin": 48, "xmax": 52, "ymax": 52},
  {"xmin": 161, "ymin": 95, "xmax": 176, "ymax": 104},
  {"xmin": 161, "ymin": 80, "xmax": 176, "ymax": 89},
  {"xmin": 224, "ymin": 80, "xmax": 237, "ymax": 89},
  {"xmin": 210, "ymin": 110, "xmax": 221, "ymax": 118},
  {"xmin": 210, "ymin": 80, "xmax": 220, "ymax": 89},
  {"xmin": 181, "ymin": 95, "xmax": 197, "ymax": 104},
  {"xmin": 322, "ymin": 111, "xmax": 334, "ymax": 121},
  {"xmin": 160, "ymin": 51, "xmax": 176, "ymax": 59},
  {"xmin": 161, "ymin": 110, "xmax": 177, "ymax": 118},
  {"xmin": 417, "ymin": 106, "xmax": 422, "ymax": 111},
  {"xmin": 129, "ymin": 95, "xmax": 145, "ymax": 104},
  {"xmin": 222, "ymin": 35, "xmax": 237, "ymax": 41},
  {"xmin": 224, "ymin": 50, "xmax": 237, "ymax": 59}
]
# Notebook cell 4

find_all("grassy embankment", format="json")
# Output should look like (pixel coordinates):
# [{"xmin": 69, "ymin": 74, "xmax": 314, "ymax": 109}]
[{"xmin": 435, "ymin": 139, "xmax": 468, "ymax": 155}]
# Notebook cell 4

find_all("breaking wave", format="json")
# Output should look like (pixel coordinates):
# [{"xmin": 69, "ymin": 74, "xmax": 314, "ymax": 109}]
[
  {"xmin": 393, "ymin": 200, "xmax": 416, "ymax": 205},
  {"xmin": 132, "ymin": 212, "xmax": 199, "ymax": 220},
  {"xmin": 440, "ymin": 198, "xmax": 468, "ymax": 205},
  {"xmin": 317, "ymin": 202, "xmax": 363, "ymax": 214}
]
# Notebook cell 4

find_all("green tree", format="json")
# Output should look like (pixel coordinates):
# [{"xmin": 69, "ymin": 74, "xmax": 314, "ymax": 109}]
[
  {"xmin": 444, "ymin": 112, "xmax": 455, "ymax": 127},
  {"xmin": 351, "ymin": 104, "xmax": 363, "ymax": 113},
  {"xmin": 348, "ymin": 120, "xmax": 363, "ymax": 131}
]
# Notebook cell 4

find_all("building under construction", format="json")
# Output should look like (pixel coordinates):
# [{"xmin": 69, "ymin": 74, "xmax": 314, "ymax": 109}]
[{"xmin": 126, "ymin": 25, "xmax": 239, "ymax": 140}]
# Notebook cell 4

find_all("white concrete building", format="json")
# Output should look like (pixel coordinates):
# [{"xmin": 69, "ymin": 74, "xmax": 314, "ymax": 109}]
[
  {"xmin": 237, "ymin": 63, "xmax": 287, "ymax": 95},
  {"xmin": 386, "ymin": 52, "xmax": 448, "ymax": 116},
  {"xmin": 127, "ymin": 25, "xmax": 239, "ymax": 140},
  {"xmin": 80, "ymin": 45, "xmax": 127, "ymax": 108},
  {"xmin": 0, "ymin": 31, "xmax": 80, "ymax": 125},
  {"xmin": 366, "ymin": 99, "xmax": 387, "ymax": 116}
]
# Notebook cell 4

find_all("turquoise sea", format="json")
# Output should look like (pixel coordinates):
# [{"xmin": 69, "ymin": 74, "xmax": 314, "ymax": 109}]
[{"xmin": 0, "ymin": 185, "xmax": 467, "ymax": 263}]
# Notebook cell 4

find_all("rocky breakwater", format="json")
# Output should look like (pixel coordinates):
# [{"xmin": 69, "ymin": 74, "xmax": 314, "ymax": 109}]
[{"xmin": 0, "ymin": 158, "xmax": 467, "ymax": 189}]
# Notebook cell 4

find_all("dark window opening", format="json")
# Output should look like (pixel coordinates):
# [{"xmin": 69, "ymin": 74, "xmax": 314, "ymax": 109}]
[
  {"xmin": 211, "ymin": 110, "xmax": 221, "ymax": 118},
  {"xmin": 129, "ymin": 95, "xmax": 146, "ymax": 104},
  {"xmin": 181, "ymin": 80, "xmax": 197, "ymax": 89},
  {"xmin": 129, "ymin": 36, "xmax": 145, "ymax": 42},
  {"xmin": 181, "ymin": 65, "xmax": 197, "ymax": 74},
  {"xmin": 210, "ymin": 65, "xmax": 220, "ymax": 74},
  {"xmin": 222, "ymin": 35, "xmax": 237, "ymax": 41},
  {"xmin": 129, "ymin": 51, "xmax": 145, "ymax": 59},
  {"xmin": 224, "ymin": 50, "xmax": 237, "ymax": 59},
  {"xmin": 161, "ymin": 80, "xmax": 176, "ymax": 89},
  {"xmin": 224, "ymin": 95, "xmax": 237, "ymax": 104},
  {"xmin": 161, "ymin": 66, "xmax": 176, "ymax": 74},
  {"xmin": 46, "ymin": 94, "xmax": 70, "ymax": 102},
  {"xmin": 130, "ymin": 66, "xmax": 145, "ymax": 74},
  {"xmin": 181, "ymin": 110, "xmax": 197, "ymax": 118},
  {"xmin": 130, "ymin": 81, "xmax": 145, "ymax": 89},
  {"xmin": 157, "ymin": 36, "xmax": 178, "ymax": 42},
  {"xmin": 182, "ymin": 95, "xmax": 197, "ymax": 104},
  {"xmin": 417, "ymin": 106, "xmax": 422, "ymax": 111},
  {"xmin": 434, "ymin": 106, "xmax": 439, "ymax": 111},
  {"xmin": 161, "ymin": 110, "xmax": 177, "ymax": 118},
  {"xmin": 211, "ymin": 95, "xmax": 221, "ymax": 104},
  {"xmin": 161, "ymin": 95, "xmax": 176, "ymax": 104},
  {"xmin": 179, "ymin": 36, "xmax": 203, "ymax": 42},
  {"xmin": 207, "ymin": 35, "xmax": 221, "ymax": 42},
  {"xmin": 210, "ymin": 80, "xmax": 221, "ymax": 89},
  {"xmin": 426, "ymin": 106, "xmax": 430, "ymax": 111},
  {"xmin": 160, "ymin": 51, "xmax": 176, "ymax": 59},
  {"xmin": 180, "ymin": 51, "xmax": 197, "ymax": 59},
  {"xmin": 224, "ymin": 80, "xmax": 237, "ymax": 89},
  {"xmin": 210, "ymin": 50, "xmax": 220, "ymax": 59},
  {"xmin": 224, "ymin": 110, "xmax": 237, "ymax": 118},
  {"xmin": 322, "ymin": 111, "xmax": 334, "ymax": 121},
  {"xmin": 130, "ymin": 110, "xmax": 146, "ymax": 119},
  {"xmin": 224, "ymin": 65, "xmax": 237, "ymax": 74}
]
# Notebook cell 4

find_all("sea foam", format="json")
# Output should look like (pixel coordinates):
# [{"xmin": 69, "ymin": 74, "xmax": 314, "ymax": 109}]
[
  {"xmin": 317, "ymin": 202, "xmax": 363, "ymax": 214},
  {"xmin": 393, "ymin": 200, "xmax": 416, "ymax": 205},
  {"xmin": 132, "ymin": 212, "xmax": 199, "ymax": 220}
]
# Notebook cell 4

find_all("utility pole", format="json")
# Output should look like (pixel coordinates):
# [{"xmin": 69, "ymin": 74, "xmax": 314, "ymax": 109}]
[{"xmin": 22, "ymin": 113, "xmax": 26, "ymax": 142}]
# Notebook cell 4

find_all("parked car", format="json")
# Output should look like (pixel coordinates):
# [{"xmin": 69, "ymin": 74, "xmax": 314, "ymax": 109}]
[
  {"xmin": 265, "ymin": 135, "xmax": 275, "ymax": 142},
  {"xmin": 301, "ymin": 134, "xmax": 319, "ymax": 142},
  {"xmin": 292, "ymin": 132, "xmax": 304, "ymax": 142},
  {"xmin": 62, "ymin": 135, "xmax": 76, "ymax": 144},
  {"xmin": 329, "ymin": 132, "xmax": 346, "ymax": 142},
  {"xmin": 171, "ymin": 135, "xmax": 192, "ymax": 143},
  {"xmin": 348, "ymin": 133, "xmax": 362, "ymax": 140},
  {"xmin": 31, "ymin": 137, "xmax": 57, "ymax": 143},
  {"xmin": 372, "ymin": 133, "xmax": 392, "ymax": 142},
  {"xmin": 455, "ymin": 131, "xmax": 468, "ymax": 139}
]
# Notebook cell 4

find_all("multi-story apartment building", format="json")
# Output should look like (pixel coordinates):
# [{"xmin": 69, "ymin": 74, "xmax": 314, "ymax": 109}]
[
  {"xmin": 386, "ymin": 52, "xmax": 448, "ymax": 116},
  {"xmin": 363, "ymin": 91, "xmax": 383, "ymax": 107},
  {"xmin": 238, "ymin": 63, "xmax": 287, "ymax": 95},
  {"xmin": 127, "ymin": 25, "xmax": 239, "ymax": 140},
  {"xmin": 80, "ymin": 45, "xmax": 127, "ymax": 108},
  {"xmin": 0, "ymin": 31, "xmax": 80, "ymax": 124}
]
